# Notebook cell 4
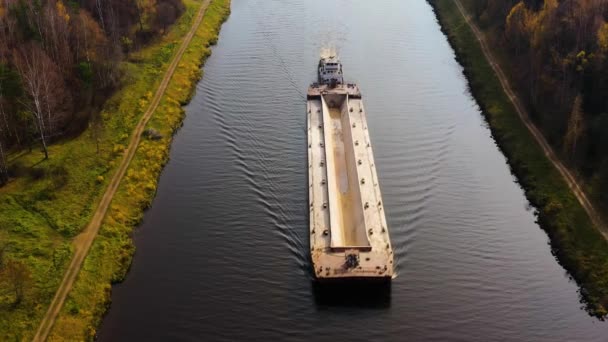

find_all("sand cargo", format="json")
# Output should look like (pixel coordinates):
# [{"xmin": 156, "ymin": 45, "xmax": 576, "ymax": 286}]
[{"xmin": 307, "ymin": 54, "xmax": 394, "ymax": 280}]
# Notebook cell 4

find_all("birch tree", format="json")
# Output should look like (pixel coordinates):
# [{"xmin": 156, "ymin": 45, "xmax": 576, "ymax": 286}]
[{"xmin": 14, "ymin": 45, "xmax": 68, "ymax": 159}]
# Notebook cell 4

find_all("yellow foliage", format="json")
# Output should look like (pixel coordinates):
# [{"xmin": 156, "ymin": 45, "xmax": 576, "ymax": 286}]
[
  {"xmin": 506, "ymin": 2, "xmax": 539, "ymax": 49},
  {"xmin": 56, "ymin": 1, "xmax": 70, "ymax": 22},
  {"xmin": 542, "ymin": 0, "xmax": 558, "ymax": 12},
  {"xmin": 112, "ymin": 144, "xmax": 125, "ymax": 154},
  {"xmin": 598, "ymin": 22, "xmax": 608, "ymax": 53}
]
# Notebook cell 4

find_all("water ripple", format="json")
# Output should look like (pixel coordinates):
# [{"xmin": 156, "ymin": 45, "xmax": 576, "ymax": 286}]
[{"xmin": 98, "ymin": 1, "xmax": 608, "ymax": 341}]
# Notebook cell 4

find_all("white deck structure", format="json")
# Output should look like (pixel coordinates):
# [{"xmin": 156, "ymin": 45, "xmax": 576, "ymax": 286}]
[{"xmin": 307, "ymin": 83, "xmax": 394, "ymax": 280}]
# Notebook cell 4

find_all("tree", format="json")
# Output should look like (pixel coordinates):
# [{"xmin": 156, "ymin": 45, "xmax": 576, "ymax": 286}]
[
  {"xmin": 14, "ymin": 46, "xmax": 50, "ymax": 159},
  {"xmin": 598, "ymin": 22, "xmax": 608, "ymax": 57},
  {"xmin": 73, "ymin": 10, "xmax": 107, "ymax": 63},
  {"xmin": 14, "ymin": 44, "xmax": 71, "ymax": 159},
  {"xmin": 72, "ymin": 9, "xmax": 119, "ymax": 89},
  {"xmin": 564, "ymin": 94, "xmax": 585, "ymax": 159},
  {"xmin": 505, "ymin": 2, "xmax": 532, "ymax": 56},
  {"xmin": 0, "ymin": 0, "xmax": 185, "ymax": 164},
  {"xmin": 41, "ymin": 0, "xmax": 73, "ymax": 74},
  {"xmin": 154, "ymin": 1, "xmax": 177, "ymax": 33}
]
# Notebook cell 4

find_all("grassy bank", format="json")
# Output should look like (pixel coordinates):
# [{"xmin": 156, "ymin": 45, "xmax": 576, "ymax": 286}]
[
  {"xmin": 49, "ymin": 0, "xmax": 231, "ymax": 340},
  {"xmin": 0, "ymin": 0, "xmax": 230, "ymax": 340},
  {"xmin": 430, "ymin": 0, "xmax": 608, "ymax": 318}
]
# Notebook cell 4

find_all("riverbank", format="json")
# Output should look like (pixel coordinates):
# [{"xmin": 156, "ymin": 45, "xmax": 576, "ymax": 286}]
[
  {"xmin": 0, "ymin": 0, "xmax": 230, "ymax": 340},
  {"xmin": 47, "ymin": 1, "xmax": 231, "ymax": 339},
  {"xmin": 429, "ymin": 0, "xmax": 608, "ymax": 317}
]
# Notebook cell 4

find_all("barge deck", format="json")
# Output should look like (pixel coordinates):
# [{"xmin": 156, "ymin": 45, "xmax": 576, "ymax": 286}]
[{"xmin": 307, "ymin": 82, "xmax": 394, "ymax": 280}]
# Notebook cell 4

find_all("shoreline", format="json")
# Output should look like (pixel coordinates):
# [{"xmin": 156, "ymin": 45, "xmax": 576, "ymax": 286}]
[
  {"xmin": 429, "ymin": 0, "xmax": 608, "ymax": 318},
  {"xmin": 42, "ymin": 0, "xmax": 231, "ymax": 340},
  {"xmin": 0, "ymin": 1, "xmax": 215, "ymax": 338}
]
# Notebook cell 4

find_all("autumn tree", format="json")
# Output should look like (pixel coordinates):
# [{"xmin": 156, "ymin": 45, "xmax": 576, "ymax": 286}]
[
  {"xmin": 41, "ymin": 1, "xmax": 73, "ymax": 74},
  {"xmin": 14, "ymin": 44, "xmax": 71, "ymax": 159},
  {"xmin": 470, "ymin": 0, "xmax": 608, "ymax": 218},
  {"xmin": 153, "ymin": 0, "xmax": 184, "ymax": 33},
  {"xmin": 70, "ymin": 9, "xmax": 119, "ymax": 91},
  {"xmin": 505, "ymin": 2, "xmax": 532, "ymax": 56},
  {"xmin": 596, "ymin": 21, "xmax": 608, "ymax": 68},
  {"xmin": 14, "ymin": 45, "xmax": 50, "ymax": 159},
  {"xmin": 154, "ymin": 1, "xmax": 176, "ymax": 33}
]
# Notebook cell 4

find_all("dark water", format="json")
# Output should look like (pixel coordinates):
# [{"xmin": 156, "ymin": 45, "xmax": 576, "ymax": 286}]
[{"xmin": 98, "ymin": 1, "xmax": 608, "ymax": 341}]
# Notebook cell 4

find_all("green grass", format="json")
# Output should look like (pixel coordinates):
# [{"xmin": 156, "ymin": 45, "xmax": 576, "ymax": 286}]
[
  {"xmin": 429, "ymin": 0, "xmax": 608, "ymax": 318},
  {"xmin": 0, "ymin": 0, "xmax": 230, "ymax": 340}
]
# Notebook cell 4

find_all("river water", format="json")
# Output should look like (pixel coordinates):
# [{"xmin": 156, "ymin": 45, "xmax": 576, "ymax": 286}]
[{"xmin": 98, "ymin": 1, "xmax": 608, "ymax": 341}]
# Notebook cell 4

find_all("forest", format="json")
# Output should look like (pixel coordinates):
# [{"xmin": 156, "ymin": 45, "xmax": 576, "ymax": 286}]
[
  {"xmin": 467, "ymin": 0, "xmax": 608, "ymax": 211},
  {"xmin": 0, "ymin": 0, "xmax": 185, "ymax": 184}
]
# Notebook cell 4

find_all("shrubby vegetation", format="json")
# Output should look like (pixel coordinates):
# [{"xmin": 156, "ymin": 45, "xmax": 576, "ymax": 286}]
[
  {"xmin": 463, "ymin": 0, "xmax": 608, "ymax": 213},
  {"xmin": 0, "ymin": 0, "xmax": 185, "ymax": 181}
]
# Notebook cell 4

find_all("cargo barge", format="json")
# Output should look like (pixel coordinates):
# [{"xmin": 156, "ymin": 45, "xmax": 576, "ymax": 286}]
[{"xmin": 307, "ymin": 54, "xmax": 394, "ymax": 280}]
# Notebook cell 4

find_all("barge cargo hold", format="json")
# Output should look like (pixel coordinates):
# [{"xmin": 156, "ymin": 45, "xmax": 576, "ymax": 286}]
[{"xmin": 307, "ymin": 55, "xmax": 394, "ymax": 280}]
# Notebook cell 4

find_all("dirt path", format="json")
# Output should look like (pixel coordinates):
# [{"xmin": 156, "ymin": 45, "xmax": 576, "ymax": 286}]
[
  {"xmin": 31, "ymin": 1, "xmax": 211, "ymax": 340},
  {"xmin": 452, "ymin": 0, "xmax": 606, "ymax": 238}
]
